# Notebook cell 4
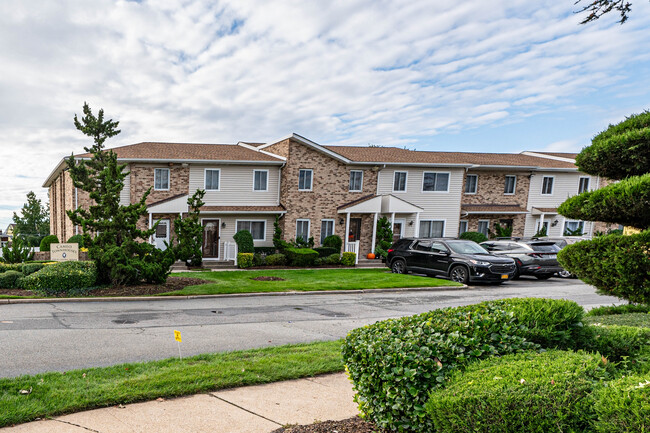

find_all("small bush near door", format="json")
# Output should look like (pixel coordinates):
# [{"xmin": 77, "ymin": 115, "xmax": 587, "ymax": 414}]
[
  {"xmin": 237, "ymin": 253, "xmax": 254, "ymax": 269},
  {"xmin": 341, "ymin": 252, "xmax": 356, "ymax": 266},
  {"xmin": 459, "ymin": 231, "xmax": 488, "ymax": 243},
  {"xmin": 233, "ymin": 230, "xmax": 255, "ymax": 253},
  {"xmin": 323, "ymin": 235, "xmax": 342, "ymax": 252}
]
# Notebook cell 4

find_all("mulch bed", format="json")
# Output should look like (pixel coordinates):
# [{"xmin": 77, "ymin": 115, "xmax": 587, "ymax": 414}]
[
  {"xmin": 271, "ymin": 417, "xmax": 377, "ymax": 433},
  {"xmin": 0, "ymin": 277, "xmax": 208, "ymax": 298},
  {"xmin": 250, "ymin": 276, "xmax": 286, "ymax": 281}
]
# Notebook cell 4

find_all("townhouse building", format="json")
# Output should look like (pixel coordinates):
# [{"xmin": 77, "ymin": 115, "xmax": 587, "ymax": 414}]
[{"xmin": 44, "ymin": 134, "xmax": 612, "ymax": 261}]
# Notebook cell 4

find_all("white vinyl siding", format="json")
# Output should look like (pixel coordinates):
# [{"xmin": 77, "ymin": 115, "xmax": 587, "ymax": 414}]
[
  {"xmin": 205, "ymin": 169, "xmax": 220, "ymax": 191},
  {"xmin": 349, "ymin": 170, "xmax": 363, "ymax": 192},
  {"xmin": 236, "ymin": 220, "xmax": 266, "ymax": 240},
  {"xmin": 541, "ymin": 176, "xmax": 554, "ymax": 195},
  {"xmin": 478, "ymin": 220, "xmax": 490, "ymax": 237},
  {"xmin": 320, "ymin": 219, "xmax": 335, "ymax": 244},
  {"xmin": 189, "ymin": 165, "xmax": 280, "ymax": 206},
  {"xmin": 393, "ymin": 171, "xmax": 408, "ymax": 192},
  {"xmin": 253, "ymin": 170, "xmax": 268, "ymax": 191},
  {"xmin": 504, "ymin": 175, "xmax": 516, "ymax": 195},
  {"xmin": 465, "ymin": 174, "xmax": 477, "ymax": 194},
  {"xmin": 154, "ymin": 168, "xmax": 169, "ymax": 190},
  {"xmin": 119, "ymin": 172, "xmax": 131, "ymax": 205},
  {"xmin": 296, "ymin": 219, "xmax": 310, "ymax": 241},
  {"xmin": 419, "ymin": 220, "xmax": 445, "ymax": 237},
  {"xmin": 578, "ymin": 177, "xmax": 590, "ymax": 194}
]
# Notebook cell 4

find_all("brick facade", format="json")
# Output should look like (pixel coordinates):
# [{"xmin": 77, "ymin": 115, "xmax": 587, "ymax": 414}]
[
  {"xmin": 129, "ymin": 163, "xmax": 190, "ymax": 205},
  {"xmin": 463, "ymin": 214, "xmax": 526, "ymax": 237}
]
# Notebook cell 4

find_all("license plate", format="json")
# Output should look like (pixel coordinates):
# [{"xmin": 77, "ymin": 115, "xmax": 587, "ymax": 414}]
[
  {"xmin": 501, "ymin": 274, "xmax": 509, "ymax": 279},
  {"xmin": 548, "ymin": 254, "xmax": 557, "ymax": 259}
]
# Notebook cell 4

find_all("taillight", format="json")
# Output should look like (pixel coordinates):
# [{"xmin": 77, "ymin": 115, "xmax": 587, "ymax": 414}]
[{"xmin": 387, "ymin": 249, "xmax": 394, "ymax": 253}]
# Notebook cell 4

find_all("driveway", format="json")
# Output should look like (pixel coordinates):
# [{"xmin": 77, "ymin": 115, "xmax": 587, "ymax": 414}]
[{"xmin": 0, "ymin": 277, "xmax": 618, "ymax": 378}]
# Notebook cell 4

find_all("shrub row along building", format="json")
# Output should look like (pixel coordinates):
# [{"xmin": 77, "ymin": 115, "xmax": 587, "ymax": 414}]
[{"xmin": 44, "ymin": 133, "xmax": 615, "ymax": 260}]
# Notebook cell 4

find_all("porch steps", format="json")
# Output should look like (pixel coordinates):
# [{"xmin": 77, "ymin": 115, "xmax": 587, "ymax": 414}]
[
  {"xmin": 356, "ymin": 258, "xmax": 387, "ymax": 269},
  {"xmin": 170, "ymin": 260, "xmax": 236, "ymax": 272}
]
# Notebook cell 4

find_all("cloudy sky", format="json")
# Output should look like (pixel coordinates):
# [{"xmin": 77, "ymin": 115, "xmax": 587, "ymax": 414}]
[{"xmin": 1, "ymin": 0, "xmax": 649, "ymax": 230}]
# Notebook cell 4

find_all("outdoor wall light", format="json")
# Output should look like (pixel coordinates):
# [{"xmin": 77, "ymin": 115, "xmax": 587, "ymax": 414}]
[
  {"xmin": 409, "ymin": 220, "xmax": 414, "ymax": 226},
  {"xmin": 551, "ymin": 219, "xmax": 559, "ymax": 227},
  {"xmin": 221, "ymin": 222, "xmax": 226, "ymax": 228},
  {"xmin": 339, "ymin": 218, "xmax": 345, "ymax": 225}
]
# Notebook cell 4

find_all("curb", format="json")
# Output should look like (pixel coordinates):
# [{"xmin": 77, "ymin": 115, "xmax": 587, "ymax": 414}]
[{"xmin": 0, "ymin": 285, "xmax": 467, "ymax": 304}]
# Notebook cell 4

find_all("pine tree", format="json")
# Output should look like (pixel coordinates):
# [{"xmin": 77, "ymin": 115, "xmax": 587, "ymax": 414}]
[
  {"xmin": 12, "ymin": 191, "xmax": 50, "ymax": 246},
  {"xmin": 173, "ymin": 189, "xmax": 206, "ymax": 267}
]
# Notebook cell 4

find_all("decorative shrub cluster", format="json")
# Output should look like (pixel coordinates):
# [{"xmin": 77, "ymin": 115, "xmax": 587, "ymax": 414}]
[
  {"xmin": 593, "ymin": 373, "xmax": 650, "ymax": 432},
  {"xmin": 264, "ymin": 253, "xmax": 287, "ymax": 266},
  {"xmin": 0, "ymin": 270, "xmax": 24, "ymax": 289},
  {"xmin": 313, "ymin": 247, "xmax": 339, "ymax": 257},
  {"xmin": 66, "ymin": 234, "xmax": 85, "ymax": 247},
  {"xmin": 426, "ymin": 350, "xmax": 611, "ymax": 433},
  {"xmin": 325, "ymin": 253, "xmax": 341, "ymax": 265},
  {"xmin": 21, "ymin": 261, "xmax": 97, "ymax": 295},
  {"xmin": 459, "ymin": 231, "xmax": 487, "ymax": 243},
  {"xmin": 237, "ymin": 253, "xmax": 254, "ymax": 269},
  {"xmin": 340, "ymin": 252, "xmax": 356, "ymax": 266},
  {"xmin": 322, "ymin": 235, "xmax": 342, "ymax": 252}
]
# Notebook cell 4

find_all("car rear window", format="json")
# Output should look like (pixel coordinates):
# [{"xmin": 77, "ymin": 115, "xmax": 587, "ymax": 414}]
[{"xmin": 527, "ymin": 242, "xmax": 560, "ymax": 252}]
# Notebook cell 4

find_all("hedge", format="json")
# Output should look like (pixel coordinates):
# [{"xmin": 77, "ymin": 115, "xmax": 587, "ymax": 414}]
[
  {"xmin": 21, "ymin": 263, "xmax": 45, "ymax": 276},
  {"xmin": 322, "ymin": 235, "xmax": 342, "ymax": 251},
  {"xmin": 459, "ymin": 231, "xmax": 487, "ymax": 243},
  {"xmin": 0, "ymin": 263, "xmax": 22, "ymax": 274},
  {"xmin": 233, "ymin": 230, "xmax": 254, "ymax": 254},
  {"xmin": 264, "ymin": 253, "xmax": 287, "ymax": 266},
  {"xmin": 21, "ymin": 261, "xmax": 97, "ymax": 295},
  {"xmin": 39, "ymin": 235, "xmax": 60, "ymax": 252},
  {"xmin": 426, "ymin": 350, "xmax": 610, "ymax": 433},
  {"xmin": 313, "ymin": 247, "xmax": 339, "ymax": 258},
  {"xmin": 325, "ymin": 253, "xmax": 341, "ymax": 265},
  {"xmin": 557, "ymin": 230, "xmax": 650, "ymax": 304},
  {"xmin": 586, "ymin": 303, "xmax": 650, "ymax": 317},
  {"xmin": 0, "ymin": 270, "xmax": 23, "ymax": 289},
  {"xmin": 593, "ymin": 373, "xmax": 650, "ymax": 432},
  {"xmin": 253, "ymin": 246, "xmax": 276, "ymax": 255},
  {"xmin": 575, "ymin": 324, "xmax": 650, "ymax": 362},
  {"xmin": 237, "ymin": 253, "xmax": 254, "ymax": 269},
  {"xmin": 341, "ymin": 252, "xmax": 356, "ymax": 266},
  {"xmin": 66, "ymin": 234, "xmax": 85, "ymax": 247},
  {"xmin": 284, "ymin": 248, "xmax": 319, "ymax": 267}
]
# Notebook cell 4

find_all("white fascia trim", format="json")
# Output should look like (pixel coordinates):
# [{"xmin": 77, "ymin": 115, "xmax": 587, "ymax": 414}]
[
  {"xmin": 533, "ymin": 167, "xmax": 579, "ymax": 172},
  {"xmin": 201, "ymin": 210, "xmax": 287, "ymax": 215},
  {"xmin": 521, "ymin": 151, "xmax": 576, "ymax": 163},
  {"xmin": 259, "ymin": 133, "xmax": 352, "ymax": 164},
  {"xmin": 43, "ymin": 159, "xmax": 69, "ymax": 187},
  {"xmin": 464, "ymin": 211, "xmax": 530, "ymax": 215},
  {"xmin": 122, "ymin": 158, "xmax": 284, "ymax": 165}
]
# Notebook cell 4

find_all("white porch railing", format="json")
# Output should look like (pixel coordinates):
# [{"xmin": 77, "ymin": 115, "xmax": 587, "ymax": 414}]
[
  {"xmin": 223, "ymin": 241, "xmax": 238, "ymax": 266},
  {"xmin": 345, "ymin": 241, "xmax": 360, "ymax": 265}
]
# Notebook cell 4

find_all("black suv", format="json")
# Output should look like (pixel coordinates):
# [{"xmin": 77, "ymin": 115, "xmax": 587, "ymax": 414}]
[
  {"xmin": 479, "ymin": 239, "xmax": 562, "ymax": 279},
  {"xmin": 386, "ymin": 238, "xmax": 516, "ymax": 284}
]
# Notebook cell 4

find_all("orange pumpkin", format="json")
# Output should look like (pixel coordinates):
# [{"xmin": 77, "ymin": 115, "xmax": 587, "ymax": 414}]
[{"xmin": 367, "ymin": 253, "xmax": 376, "ymax": 260}]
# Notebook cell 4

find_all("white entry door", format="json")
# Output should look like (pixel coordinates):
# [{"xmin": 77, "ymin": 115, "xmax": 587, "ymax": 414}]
[{"xmin": 154, "ymin": 219, "xmax": 170, "ymax": 250}]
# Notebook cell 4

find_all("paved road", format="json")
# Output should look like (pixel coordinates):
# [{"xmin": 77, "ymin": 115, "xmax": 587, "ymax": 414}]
[{"xmin": 0, "ymin": 277, "xmax": 619, "ymax": 378}]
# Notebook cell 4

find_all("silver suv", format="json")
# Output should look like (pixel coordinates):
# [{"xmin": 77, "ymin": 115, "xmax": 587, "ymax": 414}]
[{"xmin": 479, "ymin": 239, "xmax": 562, "ymax": 279}]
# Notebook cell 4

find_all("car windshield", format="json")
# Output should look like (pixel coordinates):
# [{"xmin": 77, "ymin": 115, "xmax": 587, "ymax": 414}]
[{"xmin": 448, "ymin": 241, "xmax": 490, "ymax": 255}]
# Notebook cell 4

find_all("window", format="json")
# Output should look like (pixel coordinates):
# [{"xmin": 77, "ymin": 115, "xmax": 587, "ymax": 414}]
[
  {"xmin": 296, "ymin": 219, "xmax": 310, "ymax": 241},
  {"xmin": 422, "ymin": 172, "xmax": 450, "ymax": 192},
  {"xmin": 393, "ymin": 171, "xmax": 407, "ymax": 192},
  {"xmin": 431, "ymin": 242, "xmax": 448, "ymax": 254},
  {"xmin": 254, "ymin": 170, "xmax": 268, "ymax": 191},
  {"xmin": 578, "ymin": 177, "xmax": 590, "ymax": 194},
  {"xmin": 541, "ymin": 176, "xmax": 554, "ymax": 195},
  {"xmin": 205, "ymin": 169, "xmax": 220, "ymax": 190},
  {"xmin": 154, "ymin": 168, "xmax": 169, "ymax": 190},
  {"xmin": 564, "ymin": 220, "xmax": 585, "ymax": 236},
  {"xmin": 478, "ymin": 220, "xmax": 490, "ymax": 237},
  {"xmin": 349, "ymin": 170, "xmax": 363, "ymax": 191},
  {"xmin": 320, "ymin": 219, "xmax": 334, "ymax": 244},
  {"xmin": 236, "ymin": 220, "xmax": 266, "ymax": 240},
  {"xmin": 155, "ymin": 221, "xmax": 168, "ymax": 238},
  {"xmin": 298, "ymin": 169, "xmax": 313, "ymax": 191},
  {"xmin": 419, "ymin": 220, "xmax": 445, "ymax": 237},
  {"xmin": 458, "ymin": 220, "xmax": 468, "ymax": 235},
  {"xmin": 465, "ymin": 174, "xmax": 477, "ymax": 194},
  {"xmin": 504, "ymin": 175, "xmax": 516, "ymax": 194}
]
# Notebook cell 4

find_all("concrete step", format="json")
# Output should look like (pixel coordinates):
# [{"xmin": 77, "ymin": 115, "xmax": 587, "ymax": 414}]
[{"xmin": 170, "ymin": 260, "xmax": 236, "ymax": 272}]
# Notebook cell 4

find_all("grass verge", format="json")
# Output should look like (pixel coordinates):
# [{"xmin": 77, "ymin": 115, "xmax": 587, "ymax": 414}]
[
  {"xmin": 0, "ymin": 340, "xmax": 344, "ymax": 427},
  {"xmin": 584, "ymin": 312, "xmax": 650, "ymax": 328},
  {"xmin": 168, "ymin": 268, "xmax": 460, "ymax": 295}
]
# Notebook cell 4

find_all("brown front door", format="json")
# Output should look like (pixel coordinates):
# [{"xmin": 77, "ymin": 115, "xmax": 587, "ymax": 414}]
[
  {"xmin": 392, "ymin": 222, "xmax": 403, "ymax": 243},
  {"xmin": 348, "ymin": 218, "xmax": 362, "ymax": 243},
  {"xmin": 202, "ymin": 220, "xmax": 220, "ymax": 258}
]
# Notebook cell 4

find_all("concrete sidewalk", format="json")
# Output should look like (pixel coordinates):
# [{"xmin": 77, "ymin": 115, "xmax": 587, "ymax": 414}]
[{"xmin": 2, "ymin": 373, "xmax": 358, "ymax": 433}]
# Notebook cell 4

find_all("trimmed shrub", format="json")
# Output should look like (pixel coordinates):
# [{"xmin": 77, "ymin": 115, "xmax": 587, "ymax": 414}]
[
  {"xmin": 237, "ymin": 253, "xmax": 254, "ymax": 269},
  {"xmin": 313, "ymin": 247, "xmax": 339, "ymax": 258},
  {"xmin": 264, "ymin": 253, "xmax": 287, "ymax": 266},
  {"xmin": 0, "ymin": 263, "xmax": 22, "ymax": 274},
  {"xmin": 0, "ymin": 270, "xmax": 24, "ymax": 289},
  {"xmin": 575, "ymin": 324, "xmax": 650, "ymax": 362},
  {"xmin": 459, "ymin": 231, "xmax": 488, "ymax": 243},
  {"xmin": 66, "ymin": 234, "xmax": 85, "ymax": 247},
  {"xmin": 39, "ymin": 235, "xmax": 60, "ymax": 252},
  {"xmin": 426, "ymin": 350, "xmax": 609, "ymax": 433},
  {"xmin": 233, "ymin": 230, "xmax": 254, "ymax": 254},
  {"xmin": 322, "ymin": 235, "xmax": 342, "ymax": 252},
  {"xmin": 252, "ymin": 253, "xmax": 264, "ymax": 267},
  {"xmin": 21, "ymin": 261, "xmax": 97, "ymax": 295},
  {"xmin": 557, "ymin": 230, "xmax": 650, "ymax": 304},
  {"xmin": 325, "ymin": 253, "xmax": 341, "ymax": 265},
  {"xmin": 593, "ymin": 373, "xmax": 650, "ymax": 433},
  {"xmin": 284, "ymin": 248, "xmax": 319, "ymax": 267},
  {"xmin": 340, "ymin": 252, "xmax": 356, "ymax": 266},
  {"xmin": 586, "ymin": 303, "xmax": 650, "ymax": 317},
  {"xmin": 21, "ymin": 263, "xmax": 45, "ymax": 276},
  {"xmin": 342, "ymin": 303, "xmax": 538, "ymax": 432},
  {"xmin": 254, "ymin": 247, "xmax": 276, "ymax": 255},
  {"xmin": 314, "ymin": 257, "xmax": 324, "ymax": 266}
]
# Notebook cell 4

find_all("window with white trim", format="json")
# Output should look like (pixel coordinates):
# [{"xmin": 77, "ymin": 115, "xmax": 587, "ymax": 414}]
[
  {"xmin": 393, "ymin": 171, "xmax": 407, "ymax": 192},
  {"xmin": 236, "ymin": 220, "xmax": 266, "ymax": 240},
  {"xmin": 320, "ymin": 219, "xmax": 334, "ymax": 244},
  {"xmin": 465, "ymin": 174, "xmax": 477, "ymax": 194},
  {"xmin": 541, "ymin": 176, "xmax": 554, "ymax": 195},
  {"xmin": 419, "ymin": 220, "xmax": 445, "ymax": 237},
  {"xmin": 458, "ymin": 220, "xmax": 468, "ymax": 235},
  {"xmin": 154, "ymin": 168, "xmax": 169, "ymax": 190},
  {"xmin": 578, "ymin": 177, "xmax": 590, "ymax": 194},
  {"xmin": 298, "ymin": 169, "xmax": 313, "ymax": 191},
  {"xmin": 349, "ymin": 170, "xmax": 363, "ymax": 191},
  {"xmin": 205, "ymin": 169, "xmax": 220, "ymax": 190},
  {"xmin": 296, "ymin": 219, "xmax": 310, "ymax": 241},
  {"xmin": 254, "ymin": 170, "xmax": 268, "ymax": 191},
  {"xmin": 504, "ymin": 175, "xmax": 516, "ymax": 194},
  {"xmin": 564, "ymin": 220, "xmax": 585, "ymax": 236},
  {"xmin": 422, "ymin": 172, "xmax": 449, "ymax": 192},
  {"xmin": 478, "ymin": 220, "xmax": 490, "ymax": 237}
]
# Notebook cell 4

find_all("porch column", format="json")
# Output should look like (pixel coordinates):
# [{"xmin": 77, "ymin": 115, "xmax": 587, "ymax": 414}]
[
  {"xmin": 345, "ymin": 212, "xmax": 351, "ymax": 250},
  {"xmin": 371, "ymin": 212, "xmax": 378, "ymax": 253},
  {"xmin": 148, "ymin": 213, "xmax": 153, "ymax": 244},
  {"xmin": 539, "ymin": 213, "xmax": 545, "ymax": 234},
  {"xmin": 414, "ymin": 212, "xmax": 420, "ymax": 237},
  {"xmin": 390, "ymin": 212, "xmax": 395, "ymax": 234}
]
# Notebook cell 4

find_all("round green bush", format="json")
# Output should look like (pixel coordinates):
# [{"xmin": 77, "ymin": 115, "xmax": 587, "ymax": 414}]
[
  {"xmin": 265, "ymin": 253, "xmax": 287, "ymax": 266},
  {"xmin": 39, "ymin": 235, "xmax": 60, "ymax": 252},
  {"xmin": 322, "ymin": 235, "xmax": 342, "ymax": 251},
  {"xmin": 237, "ymin": 253, "xmax": 254, "ymax": 269},
  {"xmin": 325, "ymin": 253, "xmax": 341, "ymax": 265},
  {"xmin": 285, "ymin": 248, "xmax": 319, "ymax": 267},
  {"xmin": 21, "ymin": 263, "xmax": 45, "ymax": 276},
  {"xmin": 593, "ymin": 373, "xmax": 650, "ymax": 432},
  {"xmin": 233, "ymin": 230, "xmax": 254, "ymax": 253},
  {"xmin": 66, "ymin": 234, "xmax": 85, "ymax": 247},
  {"xmin": 21, "ymin": 261, "xmax": 97, "ymax": 295},
  {"xmin": 313, "ymin": 247, "xmax": 339, "ymax": 258},
  {"xmin": 459, "ymin": 231, "xmax": 488, "ymax": 243},
  {"xmin": 426, "ymin": 350, "xmax": 609, "ymax": 433},
  {"xmin": 340, "ymin": 252, "xmax": 356, "ymax": 266},
  {"xmin": 0, "ymin": 270, "xmax": 24, "ymax": 289}
]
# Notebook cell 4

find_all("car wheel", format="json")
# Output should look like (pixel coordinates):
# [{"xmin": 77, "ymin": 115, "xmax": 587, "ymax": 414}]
[
  {"xmin": 450, "ymin": 265, "xmax": 469, "ymax": 284},
  {"xmin": 557, "ymin": 270, "xmax": 573, "ymax": 278},
  {"xmin": 535, "ymin": 273, "xmax": 553, "ymax": 280},
  {"xmin": 391, "ymin": 259, "xmax": 407, "ymax": 274}
]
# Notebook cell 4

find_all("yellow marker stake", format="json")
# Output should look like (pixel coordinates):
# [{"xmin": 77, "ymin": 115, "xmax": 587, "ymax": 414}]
[{"xmin": 174, "ymin": 330, "xmax": 182, "ymax": 360}]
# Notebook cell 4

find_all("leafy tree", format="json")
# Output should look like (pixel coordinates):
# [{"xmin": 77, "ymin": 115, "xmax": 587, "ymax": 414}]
[
  {"xmin": 172, "ymin": 189, "xmax": 205, "ymax": 267},
  {"xmin": 272, "ymin": 215, "xmax": 290, "ymax": 251},
  {"xmin": 66, "ymin": 103, "xmax": 174, "ymax": 285},
  {"xmin": 1, "ymin": 236, "xmax": 33, "ymax": 263},
  {"xmin": 12, "ymin": 191, "xmax": 49, "ymax": 247},
  {"xmin": 558, "ymin": 111, "xmax": 650, "ymax": 303},
  {"xmin": 493, "ymin": 223, "xmax": 513, "ymax": 238},
  {"xmin": 575, "ymin": 0, "xmax": 643, "ymax": 24},
  {"xmin": 374, "ymin": 216, "xmax": 393, "ymax": 258}
]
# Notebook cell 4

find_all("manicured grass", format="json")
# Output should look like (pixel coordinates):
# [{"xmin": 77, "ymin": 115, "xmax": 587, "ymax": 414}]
[
  {"xmin": 584, "ymin": 312, "xmax": 650, "ymax": 328},
  {"xmin": 167, "ymin": 268, "xmax": 461, "ymax": 295},
  {"xmin": 0, "ymin": 340, "xmax": 344, "ymax": 427}
]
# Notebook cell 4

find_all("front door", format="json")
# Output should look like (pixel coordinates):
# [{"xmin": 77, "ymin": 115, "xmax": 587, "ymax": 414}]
[
  {"xmin": 154, "ymin": 219, "xmax": 169, "ymax": 250},
  {"xmin": 202, "ymin": 219, "xmax": 220, "ymax": 259},
  {"xmin": 348, "ymin": 218, "xmax": 362, "ymax": 244},
  {"xmin": 392, "ymin": 219, "xmax": 405, "ymax": 244}
]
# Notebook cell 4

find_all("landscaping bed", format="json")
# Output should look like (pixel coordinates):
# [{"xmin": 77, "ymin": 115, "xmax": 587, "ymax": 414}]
[{"xmin": 271, "ymin": 416, "xmax": 376, "ymax": 433}]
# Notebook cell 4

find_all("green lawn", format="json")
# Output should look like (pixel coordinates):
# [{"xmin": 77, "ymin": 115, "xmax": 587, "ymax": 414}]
[
  {"xmin": 584, "ymin": 312, "xmax": 650, "ymax": 328},
  {"xmin": 167, "ymin": 268, "xmax": 460, "ymax": 295},
  {"xmin": 0, "ymin": 340, "xmax": 344, "ymax": 427}
]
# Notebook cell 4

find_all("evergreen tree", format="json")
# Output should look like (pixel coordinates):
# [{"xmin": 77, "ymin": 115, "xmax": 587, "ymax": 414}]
[
  {"xmin": 66, "ymin": 103, "xmax": 174, "ymax": 285},
  {"xmin": 172, "ymin": 189, "xmax": 206, "ymax": 267},
  {"xmin": 374, "ymin": 216, "xmax": 394, "ymax": 258},
  {"xmin": 12, "ymin": 191, "xmax": 50, "ymax": 246}
]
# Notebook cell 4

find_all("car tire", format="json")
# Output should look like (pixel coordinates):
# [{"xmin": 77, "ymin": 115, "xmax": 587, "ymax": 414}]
[
  {"xmin": 449, "ymin": 265, "xmax": 469, "ymax": 284},
  {"xmin": 535, "ymin": 273, "xmax": 553, "ymax": 280},
  {"xmin": 391, "ymin": 259, "xmax": 407, "ymax": 274}
]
